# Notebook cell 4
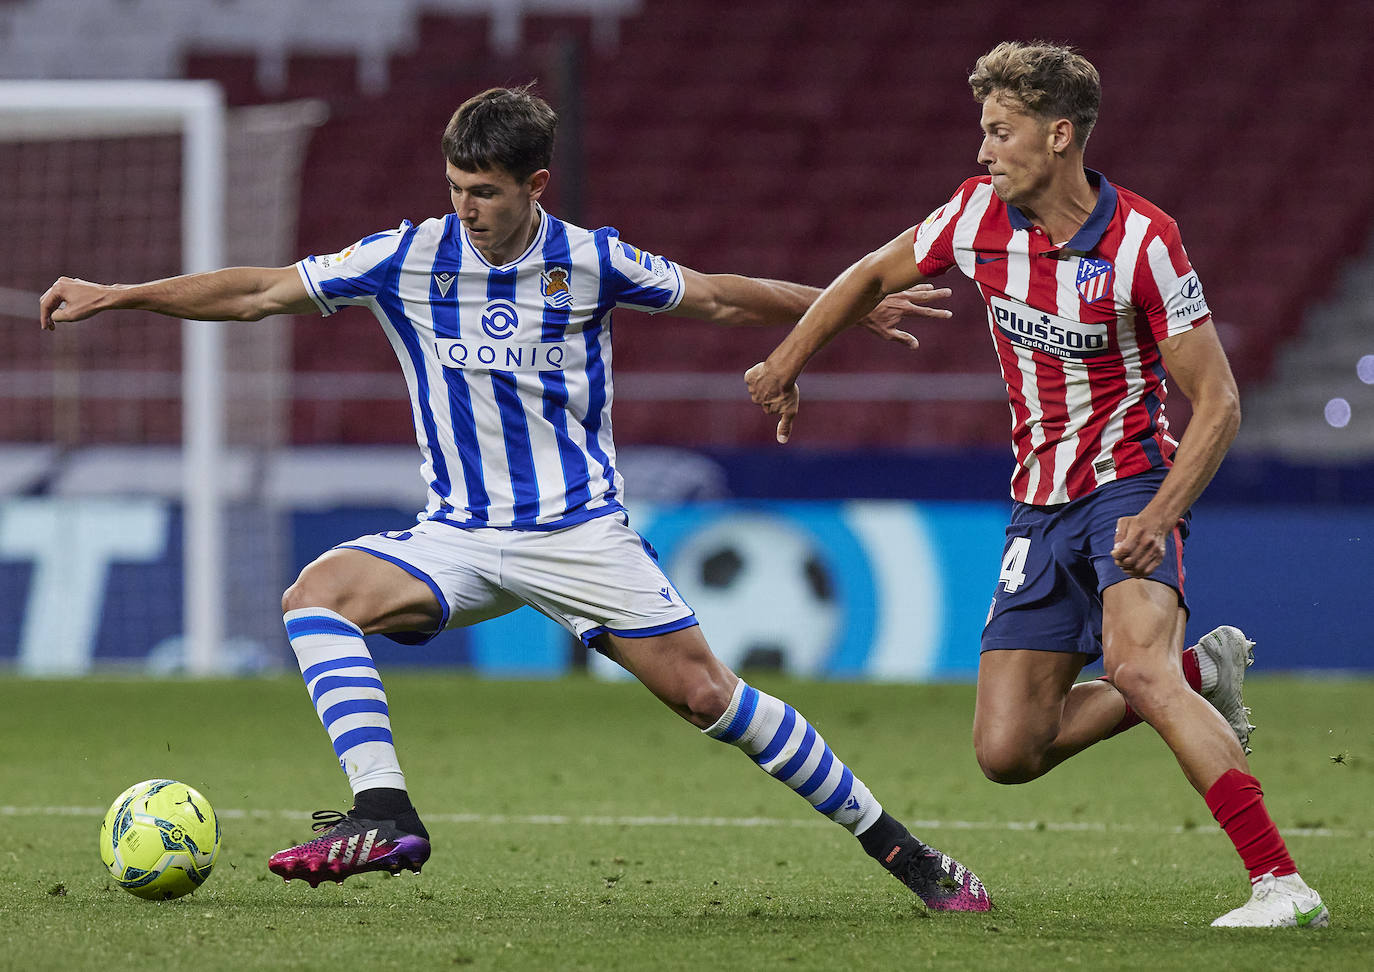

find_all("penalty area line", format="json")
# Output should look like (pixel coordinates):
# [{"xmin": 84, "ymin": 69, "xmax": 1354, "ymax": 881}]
[{"xmin": 0, "ymin": 805, "xmax": 1363, "ymax": 839}]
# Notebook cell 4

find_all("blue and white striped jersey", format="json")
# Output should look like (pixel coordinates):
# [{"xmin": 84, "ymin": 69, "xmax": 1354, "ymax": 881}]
[{"xmin": 296, "ymin": 207, "xmax": 685, "ymax": 529}]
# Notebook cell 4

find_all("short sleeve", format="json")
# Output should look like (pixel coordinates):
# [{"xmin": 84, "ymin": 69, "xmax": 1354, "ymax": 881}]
[
  {"xmin": 296, "ymin": 221, "xmax": 412, "ymax": 316},
  {"xmin": 913, "ymin": 181, "xmax": 974, "ymax": 278},
  {"xmin": 1135, "ymin": 220, "xmax": 1211, "ymax": 341},
  {"xmin": 600, "ymin": 230, "xmax": 685, "ymax": 313}
]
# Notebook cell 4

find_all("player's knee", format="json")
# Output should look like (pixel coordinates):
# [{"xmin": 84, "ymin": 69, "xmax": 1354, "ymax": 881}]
[
  {"xmin": 671, "ymin": 655, "xmax": 737, "ymax": 729},
  {"xmin": 281, "ymin": 569, "xmax": 346, "ymax": 617},
  {"xmin": 280, "ymin": 578, "xmax": 310, "ymax": 615},
  {"xmin": 662, "ymin": 641, "xmax": 737, "ymax": 728},
  {"xmin": 1105, "ymin": 658, "xmax": 1173, "ymax": 719},
  {"xmin": 973, "ymin": 732, "xmax": 1040, "ymax": 785},
  {"xmin": 976, "ymin": 753, "xmax": 1038, "ymax": 785},
  {"xmin": 681, "ymin": 674, "xmax": 733, "ymax": 728}
]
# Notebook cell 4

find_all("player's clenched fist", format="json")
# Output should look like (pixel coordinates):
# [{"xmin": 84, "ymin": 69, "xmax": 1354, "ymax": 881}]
[
  {"xmin": 1110, "ymin": 514, "xmax": 1166, "ymax": 578},
  {"xmin": 745, "ymin": 361, "xmax": 800, "ymax": 444},
  {"xmin": 39, "ymin": 276, "xmax": 114, "ymax": 330}
]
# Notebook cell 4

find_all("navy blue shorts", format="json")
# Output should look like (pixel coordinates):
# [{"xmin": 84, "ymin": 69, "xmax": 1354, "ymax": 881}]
[{"xmin": 980, "ymin": 470, "xmax": 1190, "ymax": 660}]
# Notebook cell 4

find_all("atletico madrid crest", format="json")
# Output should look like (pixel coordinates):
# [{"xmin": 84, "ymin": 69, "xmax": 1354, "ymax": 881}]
[{"xmin": 1076, "ymin": 258, "xmax": 1114, "ymax": 304}]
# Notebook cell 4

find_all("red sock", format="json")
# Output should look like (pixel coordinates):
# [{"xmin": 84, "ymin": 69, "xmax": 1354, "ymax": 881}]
[
  {"xmin": 1098, "ymin": 673, "xmax": 1143, "ymax": 737},
  {"xmin": 1181, "ymin": 647, "xmax": 1202, "ymax": 692},
  {"xmin": 1204, "ymin": 768, "xmax": 1297, "ymax": 880}
]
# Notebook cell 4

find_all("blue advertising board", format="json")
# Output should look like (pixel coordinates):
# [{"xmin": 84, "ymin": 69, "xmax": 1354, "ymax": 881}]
[{"xmin": 3, "ymin": 495, "xmax": 1368, "ymax": 677}]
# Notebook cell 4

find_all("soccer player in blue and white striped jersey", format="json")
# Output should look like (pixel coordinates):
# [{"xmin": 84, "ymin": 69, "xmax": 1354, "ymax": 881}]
[{"xmin": 40, "ymin": 86, "xmax": 989, "ymax": 911}]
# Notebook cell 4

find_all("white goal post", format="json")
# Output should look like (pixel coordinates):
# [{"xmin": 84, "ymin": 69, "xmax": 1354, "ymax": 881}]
[{"xmin": 0, "ymin": 80, "xmax": 226, "ymax": 676}]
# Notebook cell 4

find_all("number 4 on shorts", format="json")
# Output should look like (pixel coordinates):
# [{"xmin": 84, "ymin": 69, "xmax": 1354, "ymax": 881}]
[{"xmin": 999, "ymin": 536, "xmax": 1030, "ymax": 593}]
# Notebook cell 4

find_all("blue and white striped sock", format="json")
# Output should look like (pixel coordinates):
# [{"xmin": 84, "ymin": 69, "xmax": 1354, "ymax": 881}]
[
  {"xmin": 704, "ymin": 680, "xmax": 883, "ymax": 834},
  {"xmin": 283, "ymin": 607, "xmax": 407, "ymax": 793}
]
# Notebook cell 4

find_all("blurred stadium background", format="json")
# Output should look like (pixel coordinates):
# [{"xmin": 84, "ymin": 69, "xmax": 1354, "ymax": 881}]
[{"xmin": 1, "ymin": 0, "xmax": 1371, "ymax": 680}]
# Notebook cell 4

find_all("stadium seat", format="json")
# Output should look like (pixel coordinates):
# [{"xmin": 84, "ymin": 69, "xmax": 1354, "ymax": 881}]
[{"xmin": 164, "ymin": 0, "xmax": 1374, "ymax": 448}]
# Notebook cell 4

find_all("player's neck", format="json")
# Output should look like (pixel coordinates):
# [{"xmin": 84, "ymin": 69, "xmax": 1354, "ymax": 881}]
[{"xmin": 1016, "ymin": 164, "xmax": 1097, "ymax": 247}]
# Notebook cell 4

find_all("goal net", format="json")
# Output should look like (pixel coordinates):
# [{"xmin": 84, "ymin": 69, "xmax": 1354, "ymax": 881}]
[{"xmin": 0, "ymin": 81, "xmax": 324, "ymax": 676}]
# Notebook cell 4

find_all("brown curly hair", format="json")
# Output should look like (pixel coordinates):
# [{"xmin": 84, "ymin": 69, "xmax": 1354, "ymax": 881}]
[{"xmin": 969, "ymin": 41, "xmax": 1101, "ymax": 149}]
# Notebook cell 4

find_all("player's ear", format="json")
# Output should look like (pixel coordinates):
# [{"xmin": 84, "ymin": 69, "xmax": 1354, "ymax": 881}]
[
  {"xmin": 1049, "ymin": 118, "xmax": 1075, "ymax": 155},
  {"xmin": 526, "ymin": 168, "xmax": 550, "ymax": 201}
]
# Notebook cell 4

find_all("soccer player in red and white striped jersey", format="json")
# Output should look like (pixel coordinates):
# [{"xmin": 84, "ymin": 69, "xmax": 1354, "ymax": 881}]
[
  {"xmin": 747, "ymin": 41, "xmax": 1327, "ymax": 928},
  {"xmin": 911, "ymin": 169, "xmax": 1203, "ymax": 506}
]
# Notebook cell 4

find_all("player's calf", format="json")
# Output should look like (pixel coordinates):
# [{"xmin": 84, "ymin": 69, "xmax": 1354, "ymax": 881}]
[
  {"xmin": 1105, "ymin": 625, "xmax": 1256, "ymax": 751},
  {"xmin": 705, "ymin": 681, "xmax": 992, "ymax": 912}
]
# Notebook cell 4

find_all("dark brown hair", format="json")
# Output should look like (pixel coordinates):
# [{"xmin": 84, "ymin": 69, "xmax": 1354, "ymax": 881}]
[{"xmin": 441, "ymin": 84, "xmax": 557, "ymax": 179}]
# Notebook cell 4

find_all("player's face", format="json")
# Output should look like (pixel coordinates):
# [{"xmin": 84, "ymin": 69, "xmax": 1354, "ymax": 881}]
[
  {"xmin": 977, "ymin": 95, "xmax": 1056, "ymax": 205},
  {"xmin": 446, "ymin": 162, "xmax": 549, "ymax": 264}
]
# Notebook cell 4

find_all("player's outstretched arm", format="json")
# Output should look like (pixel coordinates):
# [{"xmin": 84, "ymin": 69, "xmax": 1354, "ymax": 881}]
[
  {"xmin": 40, "ymin": 266, "xmax": 316, "ymax": 330},
  {"xmin": 670, "ymin": 269, "xmax": 813, "ymax": 327},
  {"xmin": 744, "ymin": 229, "xmax": 927, "ymax": 443},
  {"xmin": 671, "ymin": 267, "xmax": 948, "ymax": 336},
  {"xmin": 1111, "ymin": 320, "xmax": 1241, "ymax": 577}
]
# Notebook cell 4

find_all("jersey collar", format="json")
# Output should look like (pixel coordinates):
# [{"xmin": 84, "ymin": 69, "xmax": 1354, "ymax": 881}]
[
  {"xmin": 1006, "ymin": 168, "xmax": 1117, "ymax": 254},
  {"xmin": 459, "ymin": 203, "xmax": 549, "ymax": 270}
]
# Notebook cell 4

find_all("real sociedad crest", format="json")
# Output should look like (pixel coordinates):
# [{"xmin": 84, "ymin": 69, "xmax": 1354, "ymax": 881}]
[
  {"xmin": 1076, "ymin": 258, "xmax": 1114, "ymax": 304},
  {"xmin": 541, "ymin": 267, "xmax": 573, "ymax": 309}
]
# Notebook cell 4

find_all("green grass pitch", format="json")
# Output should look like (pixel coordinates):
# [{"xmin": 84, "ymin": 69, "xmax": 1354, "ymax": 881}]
[{"xmin": 1, "ymin": 673, "xmax": 1369, "ymax": 970}]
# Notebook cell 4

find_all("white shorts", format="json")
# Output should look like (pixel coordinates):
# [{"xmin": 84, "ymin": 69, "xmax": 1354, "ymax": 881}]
[{"xmin": 338, "ymin": 511, "xmax": 697, "ymax": 646}]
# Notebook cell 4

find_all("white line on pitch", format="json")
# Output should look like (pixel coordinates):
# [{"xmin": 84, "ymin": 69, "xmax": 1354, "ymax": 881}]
[{"xmin": 0, "ymin": 805, "xmax": 1364, "ymax": 839}]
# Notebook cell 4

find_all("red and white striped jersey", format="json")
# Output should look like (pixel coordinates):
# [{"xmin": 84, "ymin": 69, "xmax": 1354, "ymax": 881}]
[{"xmin": 913, "ymin": 169, "xmax": 1211, "ymax": 506}]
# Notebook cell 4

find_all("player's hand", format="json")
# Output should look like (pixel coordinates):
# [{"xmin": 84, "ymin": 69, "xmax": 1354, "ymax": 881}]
[
  {"xmin": 745, "ymin": 361, "xmax": 800, "ymax": 444},
  {"xmin": 39, "ymin": 276, "xmax": 111, "ymax": 331},
  {"xmin": 1110, "ymin": 514, "xmax": 1167, "ymax": 578},
  {"xmin": 858, "ymin": 283, "xmax": 953, "ymax": 350}
]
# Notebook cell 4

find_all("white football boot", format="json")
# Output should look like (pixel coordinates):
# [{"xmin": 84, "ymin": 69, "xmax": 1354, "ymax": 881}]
[
  {"xmin": 1212, "ymin": 871, "xmax": 1329, "ymax": 928},
  {"xmin": 1197, "ymin": 625, "xmax": 1257, "ymax": 754}
]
